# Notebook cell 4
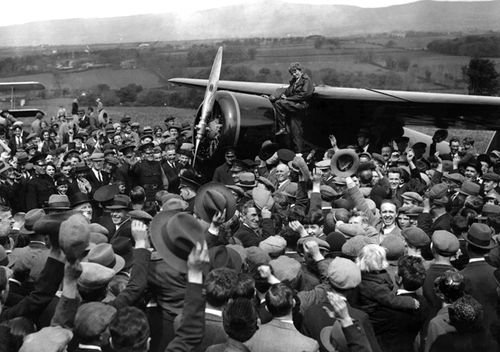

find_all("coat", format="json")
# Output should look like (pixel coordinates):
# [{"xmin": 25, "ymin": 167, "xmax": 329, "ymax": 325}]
[
  {"xmin": 212, "ymin": 163, "xmax": 235, "ymax": 185},
  {"xmin": 357, "ymin": 271, "xmax": 416, "ymax": 317},
  {"xmin": 234, "ymin": 219, "xmax": 274, "ymax": 248},
  {"xmin": 161, "ymin": 160, "xmax": 181, "ymax": 193},
  {"xmin": 9, "ymin": 241, "xmax": 50, "ymax": 282},
  {"xmin": 25, "ymin": 174, "xmax": 57, "ymax": 210},
  {"xmin": 301, "ymin": 301, "xmax": 382, "ymax": 352},
  {"xmin": 245, "ymin": 318, "xmax": 319, "ymax": 352},
  {"xmin": 461, "ymin": 259, "xmax": 498, "ymax": 329}
]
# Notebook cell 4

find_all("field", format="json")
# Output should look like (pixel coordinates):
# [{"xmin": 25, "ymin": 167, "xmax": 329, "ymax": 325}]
[
  {"xmin": 2, "ymin": 33, "xmax": 499, "ymax": 153},
  {"xmin": 0, "ymin": 68, "xmax": 163, "ymax": 91},
  {"xmin": 21, "ymin": 98, "xmax": 196, "ymax": 128}
]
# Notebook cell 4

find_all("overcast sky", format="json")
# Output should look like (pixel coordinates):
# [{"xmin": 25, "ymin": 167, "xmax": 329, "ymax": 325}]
[{"xmin": 1, "ymin": 0, "xmax": 490, "ymax": 26}]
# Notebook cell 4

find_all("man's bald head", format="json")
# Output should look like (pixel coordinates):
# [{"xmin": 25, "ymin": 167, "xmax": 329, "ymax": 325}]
[{"xmin": 276, "ymin": 164, "xmax": 290, "ymax": 183}]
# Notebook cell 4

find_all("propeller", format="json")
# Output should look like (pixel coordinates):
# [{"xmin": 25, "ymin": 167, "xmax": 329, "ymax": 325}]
[{"xmin": 192, "ymin": 46, "xmax": 223, "ymax": 168}]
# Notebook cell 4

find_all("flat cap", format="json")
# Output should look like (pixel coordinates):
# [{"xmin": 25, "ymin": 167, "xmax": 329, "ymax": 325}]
[
  {"xmin": 269, "ymin": 256, "xmax": 302, "ymax": 282},
  {"xmin": 483, "ymin": 172, "xmax": 500, "ymax": 183},
  {"xmin": 402, "ymin": 227, "xmax": 430, "ymax": 248},
  {"xmin": 381, "ymin": 235, "xmax": 406, "ymax": 261},
  {"xmin": 442, "ymin": 172, "xmax": 465, "ymax": 184},
  {"xmin": 402, "ymin": 192, "xmax": 423, "ymax": 203},
  {"xmin": 327, "ymin": 257, "xmax": 361, "ymax": 290},
  {"xmin": 341, "ymin": 235, "xmax": 374, "ymax": 258},
  {"xmin": 432, "ymin": 230, "xmax": 460, "ymax": 256}
]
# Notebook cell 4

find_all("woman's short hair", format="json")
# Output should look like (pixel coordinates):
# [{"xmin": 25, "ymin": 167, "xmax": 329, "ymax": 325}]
[{"xmin": 357, "ymin": 244, "xmax": 388, "ymax": 272}]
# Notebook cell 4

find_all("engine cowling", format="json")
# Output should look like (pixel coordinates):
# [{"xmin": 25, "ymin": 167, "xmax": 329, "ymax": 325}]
[{"xmin": 194, "ymin": 91, "xmax": 275, "ymax": 162}]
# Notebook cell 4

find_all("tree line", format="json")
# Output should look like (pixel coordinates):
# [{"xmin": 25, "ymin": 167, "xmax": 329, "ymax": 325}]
[{"xmin": 427, "ymin": 35, "xmax": 500, "ymax": 57}]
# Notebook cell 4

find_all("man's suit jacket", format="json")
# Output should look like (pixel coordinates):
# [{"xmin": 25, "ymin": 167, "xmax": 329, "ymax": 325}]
[
  {"xmin": 212, "ymin": 163, "xmax": 234, "ymax": 185},
  {"xmin": 0, "ymin": 257, "xmax": 64, "ymax": 322},
  {"xmin": 161, "ymin": 160, "xmax": 181, "ymax": 193},
  {"xmin": 8, "ymin": 136, "xmax": 26, "ymax": 155},
  {"xmin": 110, "ymin": 218, "xmax": 132, "ymax": 244},
  {"xmin": 276, "ymin": 179, "xmax": 298, "ymax": 197},
  {"xmin": 86, "ymin": 168, "xmax": 110, "ymax": 195},
  {"xmin": 245, "ymin": 318, "xmax": 319, "ymax": 352},
  {"xmin": 461, "ymin": 259, "xmax": 498, "ymax": 329},
  {"xmin": 234, "ymin": 219, "xmax": 274, "ymax": 248},
  {"xmin": 173, "ymin": 310, "xmax": 227, "ymax": 352}
]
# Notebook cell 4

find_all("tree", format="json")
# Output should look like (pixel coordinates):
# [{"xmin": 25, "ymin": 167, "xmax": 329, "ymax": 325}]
[
  {"xmin": 116, "ymin": 84, "xmax": 143, "ymax": 104},
  {"xmin": 462, "ymin": 58, "xmax": 499, "ymax": 96}
]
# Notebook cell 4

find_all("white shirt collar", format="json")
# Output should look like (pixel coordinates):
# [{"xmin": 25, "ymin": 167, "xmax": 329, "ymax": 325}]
[
  {"xmin": 397, "ymin": 288, "xmax": 417, "ymax": 295},
  {"xmin": 205, "ymin": 307, "xmax": 223, "ymax": 317},
  {"xmin": 78, "ymin": 344, "xmax": 101, "ymax": 351},
  {"xmin": 468, "ymin": 257, "xmax": 486, "ymax": 263}
]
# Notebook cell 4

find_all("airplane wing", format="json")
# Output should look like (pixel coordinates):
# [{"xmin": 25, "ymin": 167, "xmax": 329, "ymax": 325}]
[
  {"xmin": 0, "ymin": 82, "xmax": 45, "ymax": 92},
  {"xmin": 169, "ymin": 78, "xmax": 500, "ymax": 130}
]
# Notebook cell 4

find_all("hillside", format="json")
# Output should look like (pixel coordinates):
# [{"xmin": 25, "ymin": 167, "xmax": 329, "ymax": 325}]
[{"xmin": 0, "ymin": 0, "xmax": 499, "ymax": 46}]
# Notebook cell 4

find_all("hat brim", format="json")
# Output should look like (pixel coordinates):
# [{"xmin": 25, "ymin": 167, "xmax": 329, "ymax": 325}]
[
  {"xmin": 112, "ymin": 254, "xmax": 126, "ymax": 273},
  {"xmin": 319, "ymin": 325, "xmax": 347, "ymax": 352},
  {"xmin": 330, "ymin": 149, "xmax": 360, "ymax": 177},
  {"xmin": 19, "ymin": 226, "xmax": 35, "ymax": 236},
  {"xmin": 105, "ymin": 205, "xmax": 129, "ymax": 210},
  {"xmin": 195, "ymin": 182, "xmax": 237, "ymax": 223},
  {"xmin": 235, "ymin": 181, "xmax": 258, "ymax": 188},
  {"xmin": 463, "ymin": 233, "xmax": 496, "ymax": 250},
  {"xmin": 150, "ymin": 210, "xmax": 187, "ymax": 273},
  {"xmin": 44, "ymin": 206, "xmax": 71, "ymax": 211}
]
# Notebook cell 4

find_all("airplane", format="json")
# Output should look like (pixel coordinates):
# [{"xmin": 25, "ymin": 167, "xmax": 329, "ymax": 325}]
[
  {"xmin": 169, "ymin": 48, "xmax": 500, "ymax": 168},
  {"xmin": 0, "ymin": 81, "xmax": 46, "ymax": 119}
]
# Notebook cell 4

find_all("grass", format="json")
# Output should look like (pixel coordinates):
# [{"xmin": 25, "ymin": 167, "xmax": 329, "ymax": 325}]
[{"xmin": 0, "ymin": 68, "xmax": 163, "ymax": 91}]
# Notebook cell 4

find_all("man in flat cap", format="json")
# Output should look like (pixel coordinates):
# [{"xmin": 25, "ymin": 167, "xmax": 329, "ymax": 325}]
[
  {"xmin": 482, "ymin": 172, "xmax": 500, "ymax": 202},
  {"xmin": 267, "ymin": 62, "xmax": 314, "ymax": 153}
]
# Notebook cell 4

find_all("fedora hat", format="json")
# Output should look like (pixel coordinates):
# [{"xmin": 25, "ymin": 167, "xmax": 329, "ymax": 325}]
[
  {"xmin": 330, "ymin": 149, "xmax": 360, "ymax": 177},
  {"xmin": 257, "ymin": 176, "xmax": 276, "ymax": 192},
  {"xmin": 150, "ymin": 211, "xmax": 205, "ymax": 273},
  {"xmin": 45, "ymin": 195, "xmax": 71, "ymax": 210},
  {"xmin": 33, "ymin": 210, "xmax": 80, "ymax": 248},
  {"xmin": 105, "ymin": 194, "xmax": 131, "ymax": 210},
  {"xmin": 70, "ymin": 192, "xmax": 91, "ymax": 208},
  {"xmin": 74, "ymin": 162, "xmax": 90, "ymax": 174},
  {"xmin": 89, "ymin": 152, "xmax": 104, "ymax": 161},
  {"xmin": 226, "ymin": 185, "xmax": 246, "ymax": 198},
  {"xmin": 464, "ymin": 223, "xmax": 496, "ymax": 250},
  {"xmin": 88, "ymin": 223, "xmax": 109, "ymax": 244},
  {"xmin": 59, "ymin": 214, "xmax": 90, "ymax": 262},
  {"xmin": 179, "ymin": 170, "xmax": 202, "ymax": 191},
  {"xmin": 94, "ymin": 184, "xmax": 120, "ymax": 203},
  {"xmin": 20, "ymin": 208, "xmax": 46, "ymax": 235},
  {"xmin": 195, "ymin": 182, "xmax": 236, "ymax": 223},
  {"xmin": 258, "ymin": 142, "xmax": 279, "ymax": 161},
  {"xmin": 208, "ymin": 245, "xmax": 243, "ymax": 273},
  {"xmin": 252, "ymin": 187, "xmax": 275, "ymax": 209},
  {"xmin": 85, "ymin": 243, "xmax": 125, "ymax": 273},
  {"xmin": 235, "ymin": 172, "xmax": 257, "ymax": 188}
]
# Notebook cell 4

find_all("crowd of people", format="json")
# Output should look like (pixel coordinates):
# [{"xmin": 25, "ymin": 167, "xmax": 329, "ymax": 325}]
[{"xmin": 0, "ymin": 95, "xmax": 499, "ymax": 352}]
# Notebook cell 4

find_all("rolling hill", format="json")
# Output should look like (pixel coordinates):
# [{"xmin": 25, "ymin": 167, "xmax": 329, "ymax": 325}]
[{"xmin": 0, "ymin": 0, "xmax": 499, "ymax": 46}]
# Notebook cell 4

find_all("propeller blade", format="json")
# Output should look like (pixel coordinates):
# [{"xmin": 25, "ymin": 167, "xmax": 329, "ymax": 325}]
[{"xmin": 193, "ymin": 46, "xmax": 223, "ymax": 167}]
